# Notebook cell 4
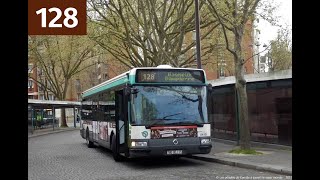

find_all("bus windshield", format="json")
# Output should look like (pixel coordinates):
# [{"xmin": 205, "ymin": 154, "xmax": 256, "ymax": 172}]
[{"xmin": 130, "ymin": 86, "xmax": 208, "ymax": 126}]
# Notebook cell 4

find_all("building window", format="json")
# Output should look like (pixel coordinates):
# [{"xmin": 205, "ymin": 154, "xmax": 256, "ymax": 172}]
[
  {"xmin": 28, "ymin": 80, "xmax": 34, "ymax": 88},
  {"xmin": 38, "ymin": 68, "xmax": 44, "ymax": 76},
  {"xmin": 39, "ymin": 95, "xmax": 45, "ymax": 100},
  {"xmin": 103, "ymin": 73, "xmax": 108, "ymax": 79},
  {"xmin": 48, "ymin": 94, "xmax": 55, "ymax": 100},
  {"xmin": 219, "ymin": 67, "xmax": 225, "ymax": 78},
  {"xmin": 38, "ymin": 84, "xmax": 43, "ymax": 92},
  {"xmin": 28, "ymin": 64, "xmax": 33, "ymax": 74}
]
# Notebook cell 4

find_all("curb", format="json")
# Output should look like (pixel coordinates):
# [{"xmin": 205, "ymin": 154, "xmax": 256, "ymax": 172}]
[
  {"xmin": 188, "ymin": 155, "xmax": 292, "ymax": 176},
  {"xmin": 212, "ymin": 138, "xmax": 292, "ymax": 151},
  {"xmin": 28, "ymin": 128, "xmax": 80, "ymax": 138}
]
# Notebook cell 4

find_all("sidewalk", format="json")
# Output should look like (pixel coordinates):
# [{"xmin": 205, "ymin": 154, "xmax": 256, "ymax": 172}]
[
  {"xmin": 28, "ymin": 125, "xmax": 80, "ymax": 138},
  {"xmin": 190, "ymin": 138, "xmax": 292, "ymax": 175}
]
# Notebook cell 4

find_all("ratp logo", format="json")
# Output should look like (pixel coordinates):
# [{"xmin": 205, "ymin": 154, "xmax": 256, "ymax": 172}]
[{"xmin": 142, "ymin": 131, "xmax": 148, "ymax": 138}]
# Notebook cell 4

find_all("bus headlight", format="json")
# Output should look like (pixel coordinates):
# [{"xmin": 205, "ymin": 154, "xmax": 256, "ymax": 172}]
[
  {"xmin": 201, "ymin": 138, "xmax": 211, "ymax": 144},
  {"xmin": 131, "ymin": 141, "xmax": 148, "ymax": 147}
]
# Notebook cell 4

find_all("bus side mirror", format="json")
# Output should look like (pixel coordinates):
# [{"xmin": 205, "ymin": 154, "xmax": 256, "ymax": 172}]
[
  {"xmin": 131, "ymin": 88, "xmax": 139, "ymax": 94},
  {"xmin": 125, "ymin": 86, "xmax": 139, "ymax": 96},
  {"xmin": 207, "ymin": 84, "xmax": 213, "ymax": 93},
  {"xmin": 125, "ymin": 86, "xmax": 131, "ymax": 96}
]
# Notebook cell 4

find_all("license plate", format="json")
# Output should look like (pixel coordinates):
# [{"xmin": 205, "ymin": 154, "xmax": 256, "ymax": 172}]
[{"xmin": 166, "ymin": 150, "xmax": 183, "ymax": 155}]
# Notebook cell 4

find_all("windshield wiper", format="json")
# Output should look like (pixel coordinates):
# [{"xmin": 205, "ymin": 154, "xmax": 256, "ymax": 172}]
[
  {"xmin": 145, "ymin": 118, "xmax": 182, "ymax": 129},
  {"xmin": 145, "ymin": 112, "xmax": 184, "ymax": 128},
  {"xmin": 166, "ymin": 121, "xmax": 204, "ymax": 127},
  {"xmin": 160, "ymin": 112, "xmax": 183, "ymax": 120},
  {"xmin": 145, "ymin": 119, "xmax": 166, "ymax": 129},
  {"xmin": 145, "ymin": 120, "xmax": 204, "ymax": 129}
]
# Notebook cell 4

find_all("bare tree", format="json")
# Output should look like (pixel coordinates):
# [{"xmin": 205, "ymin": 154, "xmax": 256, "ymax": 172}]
[
  {"xmin": 28, "ymin": 35, "xmax": 99, "ymax": 127},
  {"xmin": 87, "ymin": 0, "xmax": 219, "ymax": 68},
  {"xmin": 206, "ymin": 0, "xmax": 277, "ymax": 149}
]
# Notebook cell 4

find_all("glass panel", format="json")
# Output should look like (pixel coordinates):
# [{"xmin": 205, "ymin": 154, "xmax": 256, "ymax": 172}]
[
  {"xmin": 131, "ymin": 86, "xmax": 208, "ymax": 126},
  {"xmin": 209, "ymin": 79, "xmax": 292, "ymax": 145},
  {"xmin": 211, "ymin": 85, "xmax": 237, "ymax": 140},
  {"xmin": 248, "ymin": 79, "xmax": 292, "ymax": 145}
]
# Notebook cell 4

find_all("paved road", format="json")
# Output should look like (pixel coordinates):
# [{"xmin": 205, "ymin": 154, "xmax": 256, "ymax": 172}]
[{"xmin": 28, "ymin": 131, "xmax": 289, "ymax": 180}]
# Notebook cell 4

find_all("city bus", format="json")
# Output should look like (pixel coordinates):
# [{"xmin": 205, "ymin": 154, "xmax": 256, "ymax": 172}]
[{"xmin": 80, "ymin": 65, "xmax": 212, "ymax": 161}]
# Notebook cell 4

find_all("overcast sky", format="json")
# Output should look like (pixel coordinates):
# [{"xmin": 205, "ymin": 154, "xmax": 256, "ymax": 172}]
[{"xmin": 257, "ymin": 0, "xmax": 292, "ymax": 51}]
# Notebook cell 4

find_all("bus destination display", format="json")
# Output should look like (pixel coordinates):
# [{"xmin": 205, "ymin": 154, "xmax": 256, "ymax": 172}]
[{"xmin": 136, "ymin": 69, "xmax": 205, "ymax": 83}]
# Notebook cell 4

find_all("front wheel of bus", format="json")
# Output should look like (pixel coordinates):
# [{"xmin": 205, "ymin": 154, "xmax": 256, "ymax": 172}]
[
  {"xmin": 86, "ymin": 129, "xmax": 94, "ymax": 148},
  {"xmin": 111, "ymin": 135, "xmax": 123, "ymax": 162}
]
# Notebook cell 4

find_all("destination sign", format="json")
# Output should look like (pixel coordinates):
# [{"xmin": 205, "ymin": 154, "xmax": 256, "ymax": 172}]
[{"xmin": 136, "ymin": 69, "xmax": 205, "ymax": 83}]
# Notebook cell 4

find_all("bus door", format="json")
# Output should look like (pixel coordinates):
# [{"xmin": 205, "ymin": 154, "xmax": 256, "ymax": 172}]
[
  {"xmin": 115, "ymin": 90, "xmax": 128, "ymax": 154},
  {"xmin": 92, "ymin": 100, "xmax": 99, "ymax": 142}
]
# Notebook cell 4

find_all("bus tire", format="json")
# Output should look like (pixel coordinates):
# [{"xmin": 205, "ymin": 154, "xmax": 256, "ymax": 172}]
[
  {"xmin": 86, "ymin": 129, "xmax": 94, "ymax": 148},
  {"xmin": 111, "ymin": 135, "xmax": 123, "ymax": 162}
]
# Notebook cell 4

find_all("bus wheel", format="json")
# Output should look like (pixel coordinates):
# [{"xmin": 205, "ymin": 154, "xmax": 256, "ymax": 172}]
[
  {"xmin": 111, "ymin": 135, "xmax": 123, "ymax": 162},
  {"xmin": 86, "ymin": 129, "xmax": 94, "ymax": 148}
]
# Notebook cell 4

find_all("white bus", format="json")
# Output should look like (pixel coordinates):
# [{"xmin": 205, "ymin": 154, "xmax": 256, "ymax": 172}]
[{"xmin": 80, "ymin": 65, "xmax": 212, "ymax": 161}]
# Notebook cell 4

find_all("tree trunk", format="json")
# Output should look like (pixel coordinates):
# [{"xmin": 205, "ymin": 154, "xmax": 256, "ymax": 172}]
[
  {"xmin": 60, "ymin": 78, "xmax": 70, "ymax": 128},
  {"xmin": 60, "ymin": 108, "xmax": 68, "ymax": 127},
  {"xmin": 234, "ymin": 30, "xmax": 251, "ymax": 150},
  {"xmin": 235, "ymin": 60, "xmax": 250, "ymax": 149}
]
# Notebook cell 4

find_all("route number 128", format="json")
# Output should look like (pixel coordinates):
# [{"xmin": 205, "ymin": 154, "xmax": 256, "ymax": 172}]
[{"xmin": 36, "ymin": 7, "xmax": 78, "ymax": 28}]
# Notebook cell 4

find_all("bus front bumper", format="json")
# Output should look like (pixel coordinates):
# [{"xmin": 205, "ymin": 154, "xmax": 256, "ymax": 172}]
[{"xmin": 129, "ymin": 144, "xmax": 212, "ymax": 157}]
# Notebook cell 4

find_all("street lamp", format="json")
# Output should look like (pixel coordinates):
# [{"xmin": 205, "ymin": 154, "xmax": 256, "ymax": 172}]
[
  {"xmin": 266, "ymin": 49, "xmax": 273, "ymax": 71},
  {"xmin": 194, "ymin": 0, "xmax": 201, "ymax": 69},
  {"xmin": 255, "ymin": 43, "xmax": 267, "ymax": 73},
  {"xmin": 255, "ymin": 43, "xmax": 260, "ymax": 73}
]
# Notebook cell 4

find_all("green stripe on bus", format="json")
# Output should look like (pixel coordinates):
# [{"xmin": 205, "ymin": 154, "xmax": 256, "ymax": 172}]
[{"xmin": 83, "ymin": 76, "xmax": 128, "ymax": 98}]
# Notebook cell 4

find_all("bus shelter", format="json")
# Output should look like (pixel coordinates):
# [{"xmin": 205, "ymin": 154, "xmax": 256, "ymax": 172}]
[{"xmin": 28, "ymin": 99, "xmax": 81, "ymax": 134}]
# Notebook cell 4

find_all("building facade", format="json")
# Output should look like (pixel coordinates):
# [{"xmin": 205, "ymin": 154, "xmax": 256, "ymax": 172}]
[
  {"xmin": 28, "ymin": 62, "xmax": 38, "ymax": 99},
  {"xmin": 202, "ymin": 20, "xmax": 255, "ymax": 80}
]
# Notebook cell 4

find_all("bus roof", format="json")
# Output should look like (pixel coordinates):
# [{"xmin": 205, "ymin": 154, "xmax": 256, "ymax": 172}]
[{"xmin": 81, "ymin": 66, "xmax": 207, "ymax": 99}]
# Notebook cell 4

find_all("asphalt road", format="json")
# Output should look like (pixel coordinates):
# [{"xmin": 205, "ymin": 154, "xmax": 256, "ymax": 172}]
[{"xmin": 28, "ymin": 130, "xmax": 289, "ymax": 180}]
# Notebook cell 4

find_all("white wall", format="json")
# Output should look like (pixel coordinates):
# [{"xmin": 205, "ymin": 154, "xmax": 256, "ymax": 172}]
[{"xmin": 55, "ymin": 108, "xmax": 80, "ymax": 126}]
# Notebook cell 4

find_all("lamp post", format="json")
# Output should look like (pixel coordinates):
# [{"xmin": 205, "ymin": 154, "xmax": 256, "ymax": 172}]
[
  {"xmin": 255, "ymin": 43, "xmax": 260, "ymax": 73},
  {"xmin": 195, "ymin": 0, "xmax": 201, "ymax": 69},
  {"xmin": 267, "ymin": 49, "xmax": 272, "ymax": 71},
  {"xmin": 254, "ymin": 43, "xmax": 267, "ymax": 73}
]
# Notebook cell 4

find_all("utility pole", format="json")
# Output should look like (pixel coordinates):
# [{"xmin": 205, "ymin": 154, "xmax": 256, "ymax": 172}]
[{"xmin": 195, "ymin": 0, "xmax": 201, "ymax": 69}]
